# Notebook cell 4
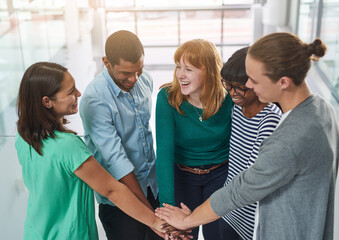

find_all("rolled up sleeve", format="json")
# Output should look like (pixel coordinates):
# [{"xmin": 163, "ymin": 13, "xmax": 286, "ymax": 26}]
[{"xmin": 80, "ymin": 96, "xmax": 134, "ymax": 180}]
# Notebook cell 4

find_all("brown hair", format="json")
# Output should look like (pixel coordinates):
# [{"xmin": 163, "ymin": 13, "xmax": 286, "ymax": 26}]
[
  {"xmin": 17, "ymin": 62, "xmax": 75, "ymax": 155},
  {"xmin": 161, "ymin": 39, "xmax": 225, "ymax": 120},
  {"xmin": 248, "ymin": 32, "xmax": 326, "ymax": 85}
]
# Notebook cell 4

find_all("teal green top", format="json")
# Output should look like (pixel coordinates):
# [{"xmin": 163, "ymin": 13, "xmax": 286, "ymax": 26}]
[
  {"xmin": 15, "ymin": 131, "xmax": 98, "ymax": 240},
  {"xmin": 155, "ymin": 87, "xmax": 233, "ymax": 205}
]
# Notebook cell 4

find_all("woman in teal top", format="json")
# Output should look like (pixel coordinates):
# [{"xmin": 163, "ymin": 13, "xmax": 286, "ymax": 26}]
[
  {"xmin": 156, "ymin": 39, "xmax": 233, "ymax": 240},
  {"xmin": 16, "ymin": 131, "xmax": 97, "ymax": 239},
  {"xmin": 15, "ymin": 62, "xmax": 166, "ymax": 240}
]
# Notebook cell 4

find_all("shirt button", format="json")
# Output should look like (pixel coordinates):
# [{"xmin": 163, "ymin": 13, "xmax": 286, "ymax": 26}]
[
  {"xmin": 135, "ymin": 109, "xmax": 138, "ymax": 112},
  {"xmin": 139, "ymin": 126, "xmax": 142, "ymax": 129},
  {"xmin": 127, "ymin": 95, "xmax": 130, "ymax": 98},
  {"xmin": 143, "ymin": 142, "xmax": 146, "ymax": 146}
]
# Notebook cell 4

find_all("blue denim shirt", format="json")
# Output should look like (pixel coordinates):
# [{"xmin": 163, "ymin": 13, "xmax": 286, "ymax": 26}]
[{"xmin": 80, "ymin": 67, "xmax": 158, "ymax": 206}]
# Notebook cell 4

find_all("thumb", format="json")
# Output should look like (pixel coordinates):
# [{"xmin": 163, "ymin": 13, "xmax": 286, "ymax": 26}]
[{"xmin": 180, "ymin": 202, "xmax": 190, "ymax": 211}]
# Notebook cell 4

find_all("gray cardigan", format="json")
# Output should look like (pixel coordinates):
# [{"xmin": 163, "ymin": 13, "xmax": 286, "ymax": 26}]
[{"xmin": 210, "ymin": 95, "xmax": 339, "ymax": 240}]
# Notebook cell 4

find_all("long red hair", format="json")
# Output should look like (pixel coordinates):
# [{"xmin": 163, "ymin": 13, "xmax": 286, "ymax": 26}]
[{"xmin": 161, "ymin": 39, "xmax": 226, "ymax": 120}]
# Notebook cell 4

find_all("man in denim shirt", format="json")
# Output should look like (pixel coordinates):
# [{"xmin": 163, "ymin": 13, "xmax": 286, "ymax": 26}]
[{"xmin": 80, "ymin": 30, "xmax": 160, "ymax": 240}]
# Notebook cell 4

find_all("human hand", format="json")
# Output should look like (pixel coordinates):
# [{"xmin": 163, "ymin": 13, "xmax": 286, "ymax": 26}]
[
  {"xmin": 152, "ymin": 227, "xmax": 166, "ymax": 239},
  {"xmin": 165, "ymin": 232, "xmax": 193, "ymax": 240},
  {"xmin": 155, "ymin": 202, "xmax": 192, "ymax": 230},
  {"xmin": 151, "ymin": 216, "xmax": 167, "ymax": 238},
  {"xmin": 161, "ymin": 223, "xmax": 193, "ymax": 240}
]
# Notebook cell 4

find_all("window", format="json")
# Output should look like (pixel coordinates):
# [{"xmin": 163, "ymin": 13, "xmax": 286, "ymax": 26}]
[{"xmin": 297, "ymin": 0, "xmax": 339, "ymax": 100}]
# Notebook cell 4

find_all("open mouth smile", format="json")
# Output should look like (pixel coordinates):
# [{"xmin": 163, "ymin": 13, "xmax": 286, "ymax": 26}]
[{"xmin": 180, "ymin": 81, "xmax": 190, "ymax": 86}]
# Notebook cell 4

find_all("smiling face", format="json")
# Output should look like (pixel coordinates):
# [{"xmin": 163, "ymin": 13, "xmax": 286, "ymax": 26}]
[
  {"xmin": 226, "ymin": 81, "xmax": 258, "ymax": 107},
  {"xmin": 104, "ymin": 57, "xmax": 144, "ymax": 92},
  {"xmin": 175, "ymin": 56, "xmax": 203, "ymax": 98},
  {"xmin": 48, "ymin": 71, "xmax": 81, "ymax": 120},
  {"xmin": 245, "ymin": 54, "xmax": 281, "ymax": 103}
]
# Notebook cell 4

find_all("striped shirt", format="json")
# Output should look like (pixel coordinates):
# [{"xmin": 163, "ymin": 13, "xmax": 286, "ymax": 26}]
[{"xmin": 223, "ymin": 103, "xmax": 282, "ymax": 240}]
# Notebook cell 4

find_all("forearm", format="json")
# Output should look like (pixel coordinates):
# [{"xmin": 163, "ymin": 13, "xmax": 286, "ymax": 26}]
[
  {"xmin": 184, "ymin": 199, "xmax": 220, "ymax": 229},
  {"xmin": 75, "ymin": 157, "xmax": 161, "ymax": 229},
  {"xmin": 107, "ymin": 182, "xmax": 159, "ymax": 228},
  {"xmin": 155, "ymin": 199, "xmax": 221, "ymax": 231},
  {"xmin": 119, "ymin": 172, "xmax": 153, "ymax": 210}
]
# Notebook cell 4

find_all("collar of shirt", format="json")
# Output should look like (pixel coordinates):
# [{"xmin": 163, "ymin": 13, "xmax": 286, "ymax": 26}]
[
  {"xmin": 102, "ymin": 66, "xmax": 132, "ymax": 97},
  {"xmin": 276, "ymin": 109, "xmax": 291, "ymax": 129}
]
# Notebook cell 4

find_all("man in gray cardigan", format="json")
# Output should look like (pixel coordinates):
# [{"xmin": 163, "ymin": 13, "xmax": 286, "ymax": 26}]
[{"xmin": 155, "ymin": 32, "xmax": 339, "ymax": 240}]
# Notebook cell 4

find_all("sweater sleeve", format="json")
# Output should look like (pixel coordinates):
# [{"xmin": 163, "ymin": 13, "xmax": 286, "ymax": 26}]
[
  {"xmin": 210, "ymin": 138, "xmax": 298, "ymax": 216},
  {"xmin": 156, "ymin": 88, "xmax": 176, "ymax": 206}
]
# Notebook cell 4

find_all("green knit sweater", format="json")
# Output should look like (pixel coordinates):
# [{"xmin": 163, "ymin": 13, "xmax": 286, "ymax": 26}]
[{"xmin": 155, "ymin": 87, "xmax": 233, "ymax": 205}]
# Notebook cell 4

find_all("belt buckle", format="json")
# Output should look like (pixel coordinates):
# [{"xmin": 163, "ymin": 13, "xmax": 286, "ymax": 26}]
[{"xmin": 194, "ymin": 168, "xmax": 210, "ymax": 175}]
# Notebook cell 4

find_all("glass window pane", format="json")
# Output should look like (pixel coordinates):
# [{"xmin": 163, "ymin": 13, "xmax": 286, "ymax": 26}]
[
  {"xmin": 222, "ymin": 9, "xmax": 251, "ymax": 44},
  {"xmin": 105, "ymin": 0, "xmax": 134, "ymax": 8},
  {"xmin": 287, "ymin": 0, "xmax": 299, "ymax": 34},
  {"xmin": 298, "ymin": 0, "xmax": 318, "ymax": 42},
  {"xmin": 137, "ymin": 11, "xmax": 178, "ymax": 46},
  {"xmin": 12, "ymin": 0, "xmax": 30, "ymax": 9},
  {"xmin": 0, "ymin": 0, "xmax": 7, "ymax": 9},
  {"xmin": 17, "ymin": 4, "xmax": 66, "ymax": 66},
  {"xmin": 0, "ymin": 13, "xmax": 11, "ymax": 36},
  {"xmin": 222, "ymin": 45, "xmax": 248, "ymax": 62},
  {"xmin": 144, "ymin": 47, "xmax": 176, "ymax": 65},
  {"xmin": 106, "ymin": 12, "xmax": 136, "ymax": 35},
  {"xmin": 0, "ymin": 15, "xmax": 24, "ymax": 132},
  {"xmin": 105, "ymin": 5, "xmax": 252, "ymax": 47},
  {"xmin": 16, "ymin": 10, "xmax": 50, "ymax": 65},
  {"xmin": 136, "ymin": 0, "xmax": 222, "ymax": 7},
  {"xmin": 180, "ymin": 10, "xmax": 222, "ymax": 43},
  {"xmin": 319, "ymin": 0, "xmax": 339, "ymax": 97},
  {"xmin": 223, "ymin": 0, "xmax": 252, "ymax": 4}
]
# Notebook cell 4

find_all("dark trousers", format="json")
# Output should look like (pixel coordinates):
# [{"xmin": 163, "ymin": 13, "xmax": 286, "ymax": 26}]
[
  {"xmin": 219, "ymin": 218, "xmax": 242, "ymax": 240},
  {"xmin": 174, "ymin": 162, "xmax": 228, "ymax": 240},
  {"xmin": 99, "ymin": 187, "xmax": 162, "ymax": 240}
]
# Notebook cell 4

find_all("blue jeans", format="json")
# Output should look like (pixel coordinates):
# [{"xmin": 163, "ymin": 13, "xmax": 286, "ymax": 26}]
[{"xmin": 174, "ymin": 162, "xmax": 228, "ymax": 240}]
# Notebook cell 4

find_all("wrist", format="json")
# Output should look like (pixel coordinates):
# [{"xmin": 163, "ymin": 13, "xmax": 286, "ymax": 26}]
[
  {"xmin": 183, "ymin": 215, "xmax": 192, "ymax": 230},
  {"xmin": 152, "ymin": 215, "xmax": 163, "ymax": 229},
  {"xmin": 151, "ymin": 216, "xmax": 158, "ymax": 228}
]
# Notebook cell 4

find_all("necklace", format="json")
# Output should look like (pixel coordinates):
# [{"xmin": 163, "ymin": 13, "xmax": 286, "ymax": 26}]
[
  {"xmin": 193, "ymin": 105, "xmax": 203, "ymax": 122},
  {"xmin": 188, "ymin": 100, "xmax": 203, "ymax": 122}
]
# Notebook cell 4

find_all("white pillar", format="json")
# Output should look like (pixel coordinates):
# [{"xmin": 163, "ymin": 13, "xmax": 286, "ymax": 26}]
[
  {"xmin": 251, "ymin": 3, "xmax": 263, "ymax": 43},
  {"xmin": 91, "ymin": 8, "xmax": 106, "ymax": 59},
  {"xmin": 262, "ymin": 0, "xmax": 288, "ymax": 34},
  {"xmin": 64, "ymin": 0, "xmax": 80, "ymax": 49}
]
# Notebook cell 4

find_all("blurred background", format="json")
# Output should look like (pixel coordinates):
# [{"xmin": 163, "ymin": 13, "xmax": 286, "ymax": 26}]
[{"xmin": 0, "ymin": 0, "xmax": 338, "ymax": 239}]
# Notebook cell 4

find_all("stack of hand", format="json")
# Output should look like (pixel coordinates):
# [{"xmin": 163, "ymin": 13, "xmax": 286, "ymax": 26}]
[{"xmin": 156, "ymin": 203, "xmax": 193, "ymax": 240}]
